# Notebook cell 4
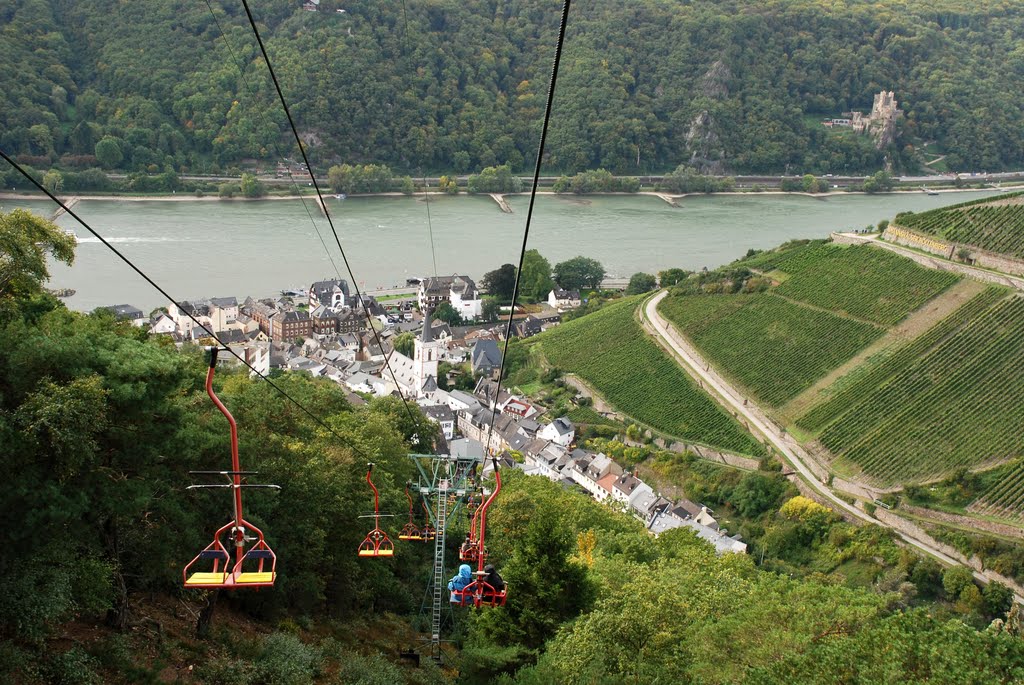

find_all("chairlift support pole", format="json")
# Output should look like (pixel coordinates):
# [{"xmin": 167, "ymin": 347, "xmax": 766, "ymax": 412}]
[
  {"xmin": 205, "ymin": 346, "xmax": 245, "ymax": 568},
  {"xmin": 407, "ymin": 451, "xmax": 483, "ymax": 662}
]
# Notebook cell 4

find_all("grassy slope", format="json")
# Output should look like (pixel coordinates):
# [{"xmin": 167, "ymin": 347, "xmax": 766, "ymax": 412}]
[{"xmin": 659, "ymin": 242, "xmax": 960, "ymax": 408}]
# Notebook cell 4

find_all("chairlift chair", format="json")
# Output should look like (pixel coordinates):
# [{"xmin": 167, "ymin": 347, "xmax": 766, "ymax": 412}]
[
  {"xmin": 183, "ymin": 347, "xmax": 280, "ymax": 589},
  {"xmin": 399, "ymin": 482, "xmax": 424, "ymax": 541},
  {"xmin": 459, "ymin": 495, "xmax": 484, "ymax": 562},
  {"xmin": 358, "ymin": 463, "xmax": 395, "ymax": 557},
  {"xmin": 420, "ymin": 499, "xmax": 436, "ymax": 542},
  {"xmin": 452, "ymin": 458, "xmax": 508, "ymax": 608}
]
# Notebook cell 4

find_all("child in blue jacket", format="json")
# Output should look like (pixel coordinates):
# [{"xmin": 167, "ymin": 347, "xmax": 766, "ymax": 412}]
[{"xmin": 448, "ymin": 563, "xmax": 473, "ymax": 602}]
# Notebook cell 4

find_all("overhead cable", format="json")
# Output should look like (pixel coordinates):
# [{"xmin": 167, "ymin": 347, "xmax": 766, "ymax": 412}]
[
  {"xmin": 0, "ymin": 149, "xmax": 372, "ymax": 458},
  {"xmin": 239, "ymin": 0, "xmax": 420, "ymax": 426},
  {"xmin": 484, "ymin": 0, "xmax": 573, "ymax": 454}
]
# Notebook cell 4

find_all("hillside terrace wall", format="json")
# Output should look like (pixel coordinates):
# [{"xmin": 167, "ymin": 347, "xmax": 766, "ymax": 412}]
[
  {"xmin": 651, "ymin": 437, "xmax": 762, "ymax": 471},
  {"xmin": 875, "ymin": 508, "xmax": 1024, "ymax": 597},
  {"xmin": 900, "ymin": 504, "xmax": 1024, "ymax": 540},
  {"xmin": 883, "ymin": 224, "xmax": 1024, "ymax": 277},
  {"xmin": 832, "ymin": 476, "xmax": 888, "ymax": 502}
]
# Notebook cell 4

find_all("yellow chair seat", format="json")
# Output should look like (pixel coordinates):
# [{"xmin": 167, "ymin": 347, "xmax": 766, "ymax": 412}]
[
  {"xmin": 235, "ymin": 572, "xmax": 275, "ymax": 584},
  {"xmin": 358, "ymin": 549, "xmax": 393, "ymax": 557},
  {"xmin": 186, "ymin": 572, "xmax": 229, "ymax": 586}
]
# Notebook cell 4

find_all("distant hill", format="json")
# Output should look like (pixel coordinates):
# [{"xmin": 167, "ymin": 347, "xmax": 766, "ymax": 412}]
[{"xmin": 4, "ymin": 0, "xmax": 1024, "ymax": 176}]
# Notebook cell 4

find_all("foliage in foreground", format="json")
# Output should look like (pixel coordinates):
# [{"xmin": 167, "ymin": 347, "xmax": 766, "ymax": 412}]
[{"xmin": 472, "ymin": 475, "xmax": 1024, "ymax": 685}]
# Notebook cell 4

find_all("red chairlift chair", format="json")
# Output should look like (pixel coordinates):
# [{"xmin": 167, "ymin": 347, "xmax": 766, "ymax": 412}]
[
  {"xmin": 184, "ymin": 347, "xmax": 279, "ymax": 590},
  {"xmin": 358, "ymin": 463, "xmax": 395, "ymax": 557},
  {"xmin": 399, "ymin": 482, "xmax": 424, "ymax": 541},
  {"xmin": 420, "ymin": 499, "xmax": 436, "ymax": 542},
  {"xmin": 452, "ymin": 458, "xmax": 508, "ymax": 608},
  {"xmin": 459, "ymin": 500, "xmax": 483, "ymax": 562}
]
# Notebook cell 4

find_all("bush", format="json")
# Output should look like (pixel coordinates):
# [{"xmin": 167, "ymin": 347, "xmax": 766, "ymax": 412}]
[
  {"xmin": 942, "ymin": 566, "xmax": 975, "ymax": 599},
  {"xmin": 254, "ymin": 633, "xmax": 322, "ymax": 685},
  {"xmin": 46, "ymin": 647, "xmax": 100, "ymax": 685},
  {"xmin": 466, "ymin": 164, "xmax": 523, "ymax": 193}
]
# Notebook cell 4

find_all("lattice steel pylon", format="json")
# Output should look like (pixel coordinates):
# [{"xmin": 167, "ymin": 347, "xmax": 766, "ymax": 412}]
[{"xmin": 409, "ymin": 451, "xmax": 481, "ymax": 662}]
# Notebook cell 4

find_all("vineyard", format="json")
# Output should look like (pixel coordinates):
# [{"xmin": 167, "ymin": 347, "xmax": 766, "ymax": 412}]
[
  {"xmin": 657, "ymin": 240, "xmax": 962, "ymax": 408},
  {"xmin": 772, "ymin": 243, "xmax": 959, "ymax": 325},
  {"xmin": 970, "ymin": 459, "xmax": 1024, "ymax": 523},
  {"xmin": 659, "ymin": 293, "xmax": 884, "ymax": 407},
  {"xmin": 895, "ymin": 192, "xmax": 1024, "ymax": 260},
  {"xmin": 815, "ymin": 294, "xmax": 1024, "ymax": 486},
  {"xmin": 797, "ymin": 286, "xmax": 1008, "ymax": 433},
  {"xmin": 537, "ymin": 298, "xmax": 765, "ymax": 456}
]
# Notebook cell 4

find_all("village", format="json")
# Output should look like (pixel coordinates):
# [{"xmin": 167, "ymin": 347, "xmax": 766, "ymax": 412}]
[{"xmin": 98, "ymin": 274, "xmax": 746, "ymax": 555}]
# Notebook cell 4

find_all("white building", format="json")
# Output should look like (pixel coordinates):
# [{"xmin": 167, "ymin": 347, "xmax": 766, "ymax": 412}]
[
  {"xmin": 310, "ymin": 279, "xmax": 350, "ymax": 309},
  {"xmin": 548, "ymin": 288, "xmax": 581, "ymax": 310},
  {"xmin": 384, "ymin": 309, "xmax": 443, "ymax": 399},
  {"xmin": 149, "ymin": 313, "xmax": 177, "ymax": 335},
  {"xmin": 422, "ymin": 404, "xmax": 456, "ymax": 440},
  {"xmin": 418, "ymin": 275, "xmax": 482, "ymax": 320},
  {"xmin": 539, "ymin": 417, "xmax": 575, "ymax": 447}
]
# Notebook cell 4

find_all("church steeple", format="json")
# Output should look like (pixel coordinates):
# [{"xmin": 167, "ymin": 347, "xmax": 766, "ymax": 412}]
[
  {"xmin": 414, "ymin": 308, "xmax": 440, "ymax": 393},
  {"xmin": 421, "ymin": 307, "xmax": 434, "ymax": 343}
]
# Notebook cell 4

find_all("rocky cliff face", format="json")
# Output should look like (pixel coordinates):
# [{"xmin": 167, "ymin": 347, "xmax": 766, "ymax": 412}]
[{"xmin": 683, "ymin": 60, "xmax": 730, "ymax": 173}]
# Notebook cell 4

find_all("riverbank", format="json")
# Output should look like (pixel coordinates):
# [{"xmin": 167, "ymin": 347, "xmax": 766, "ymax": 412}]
[{"xmin": 4, "ymin": 184, "xmax": 1021, "ymax": 206}]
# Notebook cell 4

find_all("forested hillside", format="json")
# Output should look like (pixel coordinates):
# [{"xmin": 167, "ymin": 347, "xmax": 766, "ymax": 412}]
[{"xmin": 4, "ymin": 0, "xmax": 1024, "ymax": 177}]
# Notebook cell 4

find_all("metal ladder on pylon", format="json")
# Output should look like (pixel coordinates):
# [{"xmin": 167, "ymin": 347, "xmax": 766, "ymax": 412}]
[{"xmin": 430, "ymin": 478, "xmax": 449, "ymax": 652}]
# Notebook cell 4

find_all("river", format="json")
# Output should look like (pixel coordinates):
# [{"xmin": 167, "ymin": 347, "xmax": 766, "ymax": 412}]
[{"xmin": 1, "ymin": 190, "xmax": 999, "ymax": 312}]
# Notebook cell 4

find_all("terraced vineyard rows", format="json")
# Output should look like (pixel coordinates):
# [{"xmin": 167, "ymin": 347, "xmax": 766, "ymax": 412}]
[
  {"xmin": 817, "ymin": 295, "xmax": 1024, "ymax": 486},
  {"xmin": 772, "ymin": 243, "xmax": 959, "ymax": 325},
  {"xmin": 797, "ymin": 286, "xmax": 1008, "ymax": 433},
  {"xmin": 659, "ymin": 294, "xmax": 884, "ymax": 407},
  {"xmin": 970, "ymin": 460, "xmax": 1024, "ymax": 523},
  {"xmin": 897, "ymin": 192, "xmax": 1024, "ymax": 259},
  {"xmin": 538, "ymin": 298, "xmax": 765, "ymax": 456}
]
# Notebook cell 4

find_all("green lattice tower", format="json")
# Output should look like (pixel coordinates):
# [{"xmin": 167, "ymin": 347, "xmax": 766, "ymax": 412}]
[{"xmin": 409, "ymin": 452, "xmax": 482, "ymax": 662}]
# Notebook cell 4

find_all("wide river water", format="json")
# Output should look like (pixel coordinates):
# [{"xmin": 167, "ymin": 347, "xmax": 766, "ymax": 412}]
[{"xmin": 2, "ymin": 190, "xmax": 998, "ymax": 312}]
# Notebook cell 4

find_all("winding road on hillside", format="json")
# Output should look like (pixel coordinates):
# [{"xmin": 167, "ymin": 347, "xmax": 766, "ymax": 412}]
[{"xmin": 642, "ymin": 290, "xmax": 1024, "ymax": 602}]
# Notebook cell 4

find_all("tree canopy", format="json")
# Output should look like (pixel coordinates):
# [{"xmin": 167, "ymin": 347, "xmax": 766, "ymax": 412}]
[
  {"xmin": 482, "ymin": 263, "xmax": 517, "ymax": 300},
  {"xmin": 518, "ymin": 249, "xmax": 554, "ymax": 303},
  {"xmin": 553, "ymin": 256, "xmax": 606, "ymax": 291},
  {"xmin": 0, "ymin": 209, "xmax": 75, "ymax": 305}
]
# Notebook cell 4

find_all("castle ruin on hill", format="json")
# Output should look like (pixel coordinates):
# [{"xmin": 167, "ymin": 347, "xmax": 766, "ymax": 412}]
[{"xmin": 824, "ymin": 90, "xmax": 903, "ymax": 149}]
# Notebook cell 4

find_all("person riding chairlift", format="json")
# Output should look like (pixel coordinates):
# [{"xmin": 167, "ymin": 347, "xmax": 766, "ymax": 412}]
[
  {"xmin": 460, "ymin": 533, "xmax": 475, "ymax": 558},
  {"xmin": 483, "ymin": 563, "xmax": 504, "ymax": 593},
  {"xmin": 448, "ymin": 563, "xmax": 472, "ymax": 602}
]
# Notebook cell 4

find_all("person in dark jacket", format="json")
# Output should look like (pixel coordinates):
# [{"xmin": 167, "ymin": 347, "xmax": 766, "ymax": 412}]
[
  {"xmin": 483, "ymin": 563, "xmax": 505, "ymax": 593},
  {"xmin": 447, "ymin": 563, "xmax": 472, "ymax": 602}
]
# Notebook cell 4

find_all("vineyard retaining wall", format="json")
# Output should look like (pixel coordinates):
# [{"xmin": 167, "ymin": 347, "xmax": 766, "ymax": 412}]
[
  {"xmin": 832, "ymin": 476, "xmax": 886, "ymax": 502},
  {"xmin": 883, "ymin": 225, "xmax": 955, "ymax": 258},
  {"xmin": 875, "ymin": 509, "xmax": 1024, "ymax": 597},
  {"xmin": 900, "ymin": 504, "xmax": 1024, "ymax": 540},
  {"xmin": 650, "ymin": 437, "xmax": 762, "ymax": 471},
  {"xmin": 883, "ymin": 225, "xmax": 1024, "ymax": 277}
]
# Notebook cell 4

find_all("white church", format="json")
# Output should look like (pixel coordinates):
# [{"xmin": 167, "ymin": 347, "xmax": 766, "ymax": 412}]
[{"xmin": 386, "ymin": 309, "xmax": 445, "ymax": 401}]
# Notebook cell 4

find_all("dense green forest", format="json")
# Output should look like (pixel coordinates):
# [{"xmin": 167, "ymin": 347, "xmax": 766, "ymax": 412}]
[
  {"xmin": 3, "ymin": 207, "xmax": 1024, "ymax": 682},
  {"xmin": 4, "ymin": 0, "xmax": 1024, "ymax": 179}
]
